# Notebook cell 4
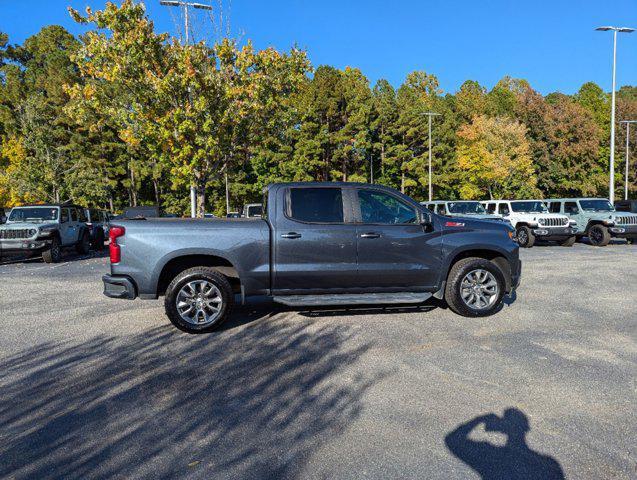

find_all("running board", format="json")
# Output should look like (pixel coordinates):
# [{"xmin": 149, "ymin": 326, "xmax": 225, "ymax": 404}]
[{"xmin": 272, "ymin": 292, "xmax": 432, "ymax": 307}]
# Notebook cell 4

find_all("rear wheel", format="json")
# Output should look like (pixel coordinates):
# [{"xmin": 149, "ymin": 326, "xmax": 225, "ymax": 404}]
[
  {"xmin": 588, "ymin": 225, "xmax": 610, "ymax": 247},
  {"xmin": 516, "ymin": 226, "xmax": 535, "ymax": 248},
  {"xmin": 42, "ymin": 237, "xmax": 61, "ymax": 263},
  {"xmin": 560, "ymin": 236, "xmax": 576, "ymax": 247},
  {"xmin": 164, "ymin": 267, "xmax": 234, "ymax": 333},
  {"xmin": 444, "ymin": 257, "xmax": 506, "ymax": 317}
]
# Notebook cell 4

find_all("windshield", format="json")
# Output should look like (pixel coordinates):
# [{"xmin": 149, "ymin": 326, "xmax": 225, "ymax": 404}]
[
  {"xmin": 510, "ymin": 201, "xmax": 547, "ymax": 213},
  {"xmin": 447, "ymin": 202, "xmax": 486, "ymax": 215},
  {"xmin": 8, "ymin": 207, "xmax": 59, "ymax": 223},
  {"xmin": 579, "ymin": 199, "xmax": 614, "ymax": 212}
]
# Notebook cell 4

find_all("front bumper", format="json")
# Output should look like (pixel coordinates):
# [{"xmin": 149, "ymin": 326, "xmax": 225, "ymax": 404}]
[
  {"xmin": 532, "ymin": 226, "xmax": 577, "ymax": 239},
  {"xmin": 103, "ymin": 274, "xmax": 137, "ymax": 300},
  {"xmin": 0, "ymin": 238, "xmax": 52, "ymax": 253},
  {"xmin": 609, "ymin": 225, "xmax": 637, "ymax": 237}
]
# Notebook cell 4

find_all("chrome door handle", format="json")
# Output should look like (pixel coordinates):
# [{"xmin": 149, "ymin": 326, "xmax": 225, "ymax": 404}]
[
  {"xmin": 281, "ymin": 232, "xmax": 302, "ymax": 239},
  {"xmin": 360, "ymin": 232, "xmax": 381, "ymax": 239}
]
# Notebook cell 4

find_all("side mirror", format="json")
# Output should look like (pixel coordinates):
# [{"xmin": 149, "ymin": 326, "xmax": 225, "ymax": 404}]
[{"xmin": 420, "ymin": 211, "xmax": 433, "ymax": 228}]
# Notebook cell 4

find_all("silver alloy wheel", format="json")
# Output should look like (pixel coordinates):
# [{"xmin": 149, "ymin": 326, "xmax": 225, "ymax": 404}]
[
  {"xmin": 176, "ymin": 280, "xmax": 223, "ymax": 326},
  {"xmin": 460, "ymin": 269, "xmax": 500, "ymax": 310}
]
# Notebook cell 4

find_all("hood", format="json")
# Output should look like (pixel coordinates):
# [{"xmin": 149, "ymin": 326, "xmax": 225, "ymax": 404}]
[{"xmin": 1, "ymin": 221, "xmax": 57, "ymax": 230}]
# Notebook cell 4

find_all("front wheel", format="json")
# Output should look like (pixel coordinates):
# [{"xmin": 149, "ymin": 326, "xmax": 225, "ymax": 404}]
[
  {"xmin": 164, "ymin": 267, "xmax": 234, "ymax": 333},
  {"xmin": 560, "ymin": 236, "xmax": 576, "ymax": 247},
  {"xmin": 444, "ymin": 257, "xmax": 506, "ymax": 317},
  {"xmin": 42, "ymin": 237, "xmax": 62, "ymax": 263},
  {"xmin": 516, "ymin": 226, "xmax": 535, "ymax": 248},
  {"xmin": 588, "ymin": 225, "xmax": 610, "ymax": 247}
]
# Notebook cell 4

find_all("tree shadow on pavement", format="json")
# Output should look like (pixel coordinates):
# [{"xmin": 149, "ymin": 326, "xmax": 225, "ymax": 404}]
[
  {"xmin": 0, "ymin": 320, "xmax": 379, "ymax": 480},
  {"xmin": 445, "ymin": 408, "xmax": 564, "ymax": 480}
]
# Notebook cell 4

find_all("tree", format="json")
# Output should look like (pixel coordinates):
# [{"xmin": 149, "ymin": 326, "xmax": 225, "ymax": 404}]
[
  {"xmin": 456, "ymin": 115, "xmax": 538, "ymax": 199},
  {"xmin": 68, "ymin": 0, "xmax": 309, "ymax": 216}
]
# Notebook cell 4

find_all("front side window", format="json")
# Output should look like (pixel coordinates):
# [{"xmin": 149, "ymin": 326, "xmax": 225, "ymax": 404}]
[
  {"xmin": 510, "ymin": 201, "xmax": 547, "ymax": 213},
  {"xmin": 447, "ymin": 201, "xmax": 487, "ymax": 215},
  {"xmin": 498, "ymin": 204, "xmax": 510, "ymax": 215},
  {"xmin": 486, "ymin": 203, "xmax": 496, "ymax": 214},
  {"xmin": 436, "ymin": 204, "xmax": 446, "ymax": 215},
  {"xmin": 61, "ymin": 209, "xmax": 70, "ymax": 223},
  {"xmin": 358, "ymin": 190, "xmax": 417, "ymax": 224},
  {"xmin": 70, "ymin": 208, "xmax": 78, "ymax": 222},
  {"xmin": 288, "ymin": 188, "xmax": 344, "ymax": 223},
  {"xmin": 565, "ymin": 202, "xmax": 579, "ymax": 214},
  {"xmin": 579, "ymin": 199, "xmax": 613, "ymax": 212},
  {"xmin": 8, "ymin": 207, "xmax": 59, "ymax": 223}
]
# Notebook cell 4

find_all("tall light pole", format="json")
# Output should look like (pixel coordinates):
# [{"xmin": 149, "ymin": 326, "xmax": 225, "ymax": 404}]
[
  {"xmin": 595, "ymin": 26, "xmax": 634, "ymax": 202},
  {"xmin": 421, "ymin": 112, "xmax": 440, "ymax": 202},
  {"xmin": 160, "ymin": 1, "xmax": 213, "ymax": 217},
  {"xmin": 620, "ymin": 120, "xmax": 637, "ymax": 200}
]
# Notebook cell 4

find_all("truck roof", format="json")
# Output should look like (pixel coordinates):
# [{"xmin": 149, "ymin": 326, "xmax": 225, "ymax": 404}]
[{"xmin": 12, "ymin": 203, "xmax": 84, "ymax": 209}]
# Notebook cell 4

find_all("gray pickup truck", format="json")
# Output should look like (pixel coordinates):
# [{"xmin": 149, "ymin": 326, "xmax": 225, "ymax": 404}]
[{"xmin": 103, "ymin": 182, "xmax": 521, "ymax": 333}]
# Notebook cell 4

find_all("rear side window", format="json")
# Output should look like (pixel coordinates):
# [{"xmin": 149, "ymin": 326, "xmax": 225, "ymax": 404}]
[
  {"xmin": 289, "ymin": 188, "xmax": 344, "ymax": 223},
  {"xmin": 358, "ymin": 190, "xmax": 417, "ymax": 224},
  {"xmin": 70, "ymin": 209, "xmax": 78, "ymax": 222},
  {"xmin": 549, "ymin": 202, "xmax": 561, "ymax": 213},
  {"xmin": 78, "ymin": 209, "xmax": 88, "ymax": 222}
]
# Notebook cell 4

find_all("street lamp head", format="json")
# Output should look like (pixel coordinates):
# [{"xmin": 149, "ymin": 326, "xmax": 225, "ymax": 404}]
[
  {"xmin": 596, "ymin": 26, "xmax": 635, "ymax": 33},
  {"xmin": 620, "ymin": 120, "xmax": 637, "ymax": 124},
  {"xmin": 159, "ymin": 0, "xmax": 180, "ymax": 6}
]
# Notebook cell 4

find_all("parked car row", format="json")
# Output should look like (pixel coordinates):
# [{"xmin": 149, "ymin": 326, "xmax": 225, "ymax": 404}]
[
  {"xmin": 422, "ymin": 198, "xmax": 637, "ymax": 248},
  {"xmin": 0, "ymin": 203, "xmax": 111, "ymax": 262}
]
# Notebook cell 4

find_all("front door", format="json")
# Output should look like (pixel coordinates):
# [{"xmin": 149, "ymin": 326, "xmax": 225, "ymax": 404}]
[
  {"xmin": 354, "ymin": 188, "xmax": 442, "ymax": 291},
  {"xmin": 273, "ymin": 186, "xmax": 358, "ymax": 293},
  {"xmin": 59, "ymin": 208, "xmax": 77, "ymax": 245}
]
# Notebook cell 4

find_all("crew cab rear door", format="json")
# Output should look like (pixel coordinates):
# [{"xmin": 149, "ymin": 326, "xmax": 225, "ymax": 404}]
[
  {"xmin": 353, "ymin": 188, "xmax": 441, "ymax": 291},
  {"xmin": 272, "ymin": 186, "xmax": 358, "ymax": 293}
]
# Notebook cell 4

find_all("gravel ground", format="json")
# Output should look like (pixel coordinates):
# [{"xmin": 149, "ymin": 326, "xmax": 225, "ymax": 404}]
[{"xmin": 0, "ymin": 243, "xmax": 635, "ymax": 479}]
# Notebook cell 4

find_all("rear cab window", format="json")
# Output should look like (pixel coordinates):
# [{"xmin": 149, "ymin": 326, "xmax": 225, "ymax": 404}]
[{"xmin": 288, "ymin": 188, "xmax": 344, "ymax": 223}]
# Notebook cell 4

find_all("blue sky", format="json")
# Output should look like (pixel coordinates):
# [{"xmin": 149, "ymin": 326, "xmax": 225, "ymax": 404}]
[{"xmin": 1, "ymin": 0, "xmax": 635, "ymax": 95}]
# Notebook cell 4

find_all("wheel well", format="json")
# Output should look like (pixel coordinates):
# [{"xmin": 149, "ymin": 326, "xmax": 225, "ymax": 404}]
[
  {"xmin": 448, "ymin": 249, "xmax": 512, "ymax": 292},
  {"xmin": 157, "ymin": 255, "xmax": 241, "ymax": 296},
  {"xmin": 585, "ymin": 220, "xmax": 604, "ymax": 233}
]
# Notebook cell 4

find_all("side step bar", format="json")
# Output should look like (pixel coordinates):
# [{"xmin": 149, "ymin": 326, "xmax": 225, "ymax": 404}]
[{"xmin": 272, "ymin": 292, "xmax": 432, "ymax": 307}]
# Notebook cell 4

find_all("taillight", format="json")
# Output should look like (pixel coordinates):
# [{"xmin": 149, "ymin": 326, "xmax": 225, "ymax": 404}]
[{"xmin": 109, "ymin": 226, "xmax": 125, "ymax": 263}]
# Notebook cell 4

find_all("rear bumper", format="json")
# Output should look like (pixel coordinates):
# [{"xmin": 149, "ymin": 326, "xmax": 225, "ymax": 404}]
[{"xmin": 103, "ymin": 274, "xmax": 137, "ymax": 300}]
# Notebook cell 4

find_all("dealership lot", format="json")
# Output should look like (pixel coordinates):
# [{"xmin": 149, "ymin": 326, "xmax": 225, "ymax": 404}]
[{"xmin": 0, "ymin": 244, "xmax": 635, "ymax": 479}]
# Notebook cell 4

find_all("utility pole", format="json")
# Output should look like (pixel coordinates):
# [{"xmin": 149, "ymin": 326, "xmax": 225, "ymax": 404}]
[
  {"xmin": 620, "ymin": 120, "xmax": 637, "ymax": 200},
  {"xmin": 420, "ymin": 112, "xmax": 440, "ymax": 202},
  {"xmin": 596, "ymin": 26, "xmax": 634, "ymax": 202},
  {"xmin": 160, "ymin": 1, "xmax": 213, "ymax": 217}
]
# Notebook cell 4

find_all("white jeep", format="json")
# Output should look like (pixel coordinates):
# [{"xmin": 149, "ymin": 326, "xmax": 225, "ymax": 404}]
[{"xmin": 481, "ymin": 200, "xmax": 577, "ymax": 248}]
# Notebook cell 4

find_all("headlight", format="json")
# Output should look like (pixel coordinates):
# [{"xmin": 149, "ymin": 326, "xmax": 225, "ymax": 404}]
[
  {"xmin": 569, "ymin": 220, "xmax": 577, "ymax": 226},
  {"xmin": 28, "ymin": 229, "xmax": 37, "ymax": 236}
]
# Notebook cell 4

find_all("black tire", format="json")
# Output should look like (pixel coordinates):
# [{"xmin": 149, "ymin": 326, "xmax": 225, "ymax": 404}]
[
  {"xmin": 588, "ymin": 224, "xmax": 610, "ymax": 247},
  {"xmin": 516, "ymin": 226, "xmax": 535, "ymax": 248},
  {"xmin": 42, "ymin": 236, "xmax": 62, "ymax": 263},
  {"xmin": 560, "ymin": 236, "xmax": 576, "ymax": 247},
  {"xmin": 76, "ymin": 231, "xmax": 90, "ymax": 254},
  {"xmin": 92, "ymin": 228, "xmax": 105, "ymax": 251},
  {"xmin": 164, "ymin": 267, "xmax": 234, "ymax": 333},
  {"xmin": 444, "ymin": 257, "xmax": 506, "ymax": 318}
]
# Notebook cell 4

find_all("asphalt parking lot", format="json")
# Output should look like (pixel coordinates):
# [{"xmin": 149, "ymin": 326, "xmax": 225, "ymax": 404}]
[{"xmin": 0, "ymin": 243, "xmax": 635, "ymax": 479}]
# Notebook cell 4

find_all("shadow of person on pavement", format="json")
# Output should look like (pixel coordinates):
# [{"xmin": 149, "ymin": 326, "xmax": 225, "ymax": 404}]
[{"xmin": 445, "ymin": 408, "xmax": 564, "ymax": 480}]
